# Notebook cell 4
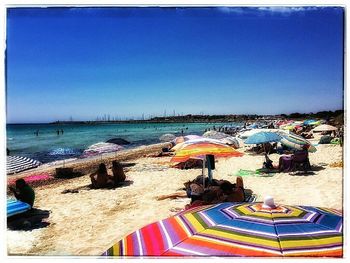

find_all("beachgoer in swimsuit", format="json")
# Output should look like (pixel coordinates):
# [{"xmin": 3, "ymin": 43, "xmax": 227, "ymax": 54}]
[
  {"xmin": 90, "ymin": 163, "xmax": 114, "ymax": 188},
  {"xmin": 111, "ymin": 161, "xmax": 126, "ymax": 186},
  {"xmin": 221, "ymin": 176, "xmax": 245, "ymax": 202}
]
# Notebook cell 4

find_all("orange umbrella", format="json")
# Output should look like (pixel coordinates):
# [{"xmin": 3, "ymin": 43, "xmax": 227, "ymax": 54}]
[{"xmin": 171, "ymin": 141, "xmax": 243, "ymax": 163}]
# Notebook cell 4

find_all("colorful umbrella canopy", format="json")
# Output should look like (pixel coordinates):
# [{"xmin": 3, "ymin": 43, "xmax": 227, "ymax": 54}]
[
  {"xmin": 312, "ymin": 124, "xmax": 338, "ymax": 132},
  {"xmin": 244, "ymin": 132, "xmax": 282, "ymax": 145},
  {"xmin": 304, "ymin": 120, "xmax": 321, "ymax": 126},
  {"xmin": 171, "ymin": 137, "xmax": 228, "ymax": 151},
  {"xmin": 276, "ymin": 132, "xmax": 317, "ymax": 153},
  {"xmin": 170, "ymin": 141, "xmax": 243, "ymax": 163},
  {"xmin": 103, "ymin": 201, "xmax": 342, "ymax": 257}
]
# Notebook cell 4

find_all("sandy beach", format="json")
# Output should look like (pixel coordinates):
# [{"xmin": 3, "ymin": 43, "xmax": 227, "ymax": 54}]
[{"xmin": 6, "ymin": 140, "xmax": 343, "ymax": 256}]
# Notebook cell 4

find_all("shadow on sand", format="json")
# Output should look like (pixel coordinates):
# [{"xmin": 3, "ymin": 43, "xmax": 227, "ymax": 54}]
[
  {"xmin": 61, "ymin": 180, "xmax": 134, "ymax": 194},
  {"xmin": 7, "ymin": 208, "xmax": 51, "ymax": 231}
]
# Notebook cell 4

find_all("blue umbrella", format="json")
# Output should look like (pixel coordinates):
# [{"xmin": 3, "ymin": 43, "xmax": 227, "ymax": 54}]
[{"xmin": 245, "ymin": 131, "xmax": 282, "ymax": 145}]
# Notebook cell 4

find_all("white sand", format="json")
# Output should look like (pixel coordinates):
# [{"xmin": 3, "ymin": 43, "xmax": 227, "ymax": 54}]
[{"xmin": 7, "ymin": 143, "xmax": 343, "ymax": 256}]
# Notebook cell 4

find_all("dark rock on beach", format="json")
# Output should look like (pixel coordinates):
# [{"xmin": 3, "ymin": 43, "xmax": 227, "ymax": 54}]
[{"xmin": 106, "ymin": 138, "xmax": 130, "ymax": 145}]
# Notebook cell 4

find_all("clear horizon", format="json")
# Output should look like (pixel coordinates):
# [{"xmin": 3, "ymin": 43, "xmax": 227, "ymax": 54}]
[{"xmin": 6, "ymin": 6, "xmax": 344, "ymax": 123}]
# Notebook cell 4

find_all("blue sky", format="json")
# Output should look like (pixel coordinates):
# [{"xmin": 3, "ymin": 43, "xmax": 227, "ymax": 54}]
[{"xmin": 6, "ymin": 6, "xmax": 344, "ymax": 123}]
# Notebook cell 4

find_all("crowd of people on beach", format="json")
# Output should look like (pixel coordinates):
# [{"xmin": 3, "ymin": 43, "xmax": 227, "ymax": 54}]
[{"xmin": 7, "ymin": 117, "xmax": 344, "ymax": 233}]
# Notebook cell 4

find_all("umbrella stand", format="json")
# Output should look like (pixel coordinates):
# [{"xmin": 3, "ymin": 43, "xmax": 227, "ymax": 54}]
[
  {"xmin": 202, "ymin": 157, "xmax": 206, "ymax": 188},
  {"xmin": 263, "ymin": 143, "xmax": 268, "ymax": 163},
  {"xmin": 207, "ymin": 155, "xmax": 213, "ymax": 184}
]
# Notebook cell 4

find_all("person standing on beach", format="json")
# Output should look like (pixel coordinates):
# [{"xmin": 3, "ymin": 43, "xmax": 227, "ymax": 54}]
[
  {"xmin": 56, "ymin": 130, "xmax": 60, "ymax": 135},
  {"xmin": 61, "ymin": 129, "xmax": 64, "ymax": 135}
]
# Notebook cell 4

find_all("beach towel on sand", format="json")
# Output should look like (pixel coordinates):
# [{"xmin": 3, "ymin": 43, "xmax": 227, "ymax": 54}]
[{"xmin": 233, "ymin": 169, "xmax": 277, "ymax": 177}]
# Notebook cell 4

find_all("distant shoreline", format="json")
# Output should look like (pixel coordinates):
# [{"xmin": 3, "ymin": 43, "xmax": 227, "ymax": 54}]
[{"xmin": 6, "ymin": 109, "xmax": 344, "ymax": 125}]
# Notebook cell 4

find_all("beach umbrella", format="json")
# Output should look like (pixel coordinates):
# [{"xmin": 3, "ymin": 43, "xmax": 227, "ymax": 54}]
[
  {"xmin": 171, "ymin": 141, "xmax": 242, "ymax": 163},
  {"xmin": 245, "ymin": 132, "xmax": 282, "ymax": 165},
  {"xmin": 159, "ymin": 134, "xmax": 176, "ymax": 142},
  {"xmin": 171, "ymin": 137, "xmax": 224, "ymax": 152},
  {"xmin": 81, "ymin": 142, "xmax": 123, "ymax": 158},
  {"xmin": 238, "ymin": 129, "xmax": 281, "ymax": 140},
  {"xmin": 303, "ymin": 119, "xmax": 315, "ymax": 125},
  {"xmin": 171, "ymin": 141, "xmax": 243, "ymax": 185},
  {"xmin": 102, "ymin": 199, "xmax": 343, "ymax": 257},
  {"xmin": 184, "ymin": 135, "xmax": 203, "ymax": 141},
  {"xmin": 312, "ymin": 124, "xmax": 338, "ymax": 132},
  {"xmin": 173, "ymin": 135, "xmax": 202, "ymax": 145},
  {"xmin": 6, "ymin": 156, "xmax": 42, "ymax": 175},
  {"xmin": 203, "ymin": 130, "xmax": 230, "ymax": 140},
  {"xmin": 276, "ymin": 131, "xmax": 317, "ymax": 153},
  {"xmin": 244, "ymin": 132, "xmax": 282, "ymax": 145},
  {"xmin": 247, "ymin": 123, "xmax": 259, "ymax": 129},
  {"xmin": 303, "ymin": 120, "xmax": 321, "ymax": 126},
  {"xmin": 220, "ymin": 137, "xmax": 240, "ymax": 148}
]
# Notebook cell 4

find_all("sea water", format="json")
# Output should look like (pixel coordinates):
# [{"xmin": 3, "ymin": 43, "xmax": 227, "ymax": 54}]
[{"xmin": 6, "ymin": 122, "xmax": 241, "ymax": 163}]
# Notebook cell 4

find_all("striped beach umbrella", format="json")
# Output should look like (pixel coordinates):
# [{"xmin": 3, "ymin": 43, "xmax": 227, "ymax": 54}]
[
  {"xmin": 6, "ymin": 156, "xmax": 41, "ymax": 175},
  {"xmin": 102, "ymin": 201, "xmax": 343, "ymax": 257},
  {"xmin": 276, "ymin": 131, "xmax": 317, "ymax": 153},
  {"xmin": 170, "ymin": 141, "xmax": 243, "ymax": 163},
  {"xmin": 312, "ymin": 124, "xmax": 338, "ymax": 132}
]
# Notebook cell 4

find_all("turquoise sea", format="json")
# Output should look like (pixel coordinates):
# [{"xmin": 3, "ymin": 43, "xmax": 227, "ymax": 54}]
[{"xmin": 6, "ymin": 122, "xmax": 240, "ymax": 163}]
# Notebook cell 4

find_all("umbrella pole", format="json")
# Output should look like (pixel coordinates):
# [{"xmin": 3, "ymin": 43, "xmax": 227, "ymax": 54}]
[
  {"xmin": 202, "ymin": 158, "xmax": 205, "ymax": 188},
  {"xmin": 207, "ymin": 155, "xmax": 212, "ymax": 184},
  {"xmin": 263, "ymin": 143, "xmax": 268, "ymax": 163}
]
